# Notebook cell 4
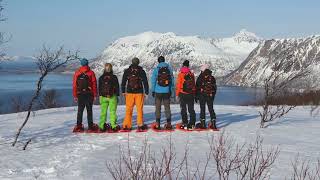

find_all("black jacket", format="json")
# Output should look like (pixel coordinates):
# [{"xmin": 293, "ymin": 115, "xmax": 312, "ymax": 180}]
[
  {"xmin": 121, "ymin": 65, "xmax": 149, "ymax": 95},
  {"xmin": 98, "ymin": 72, "xmax": 120, "ymax": 97},
  {"xmin": 196, "ymin": 69, "xmax": 217, "ymax": 97}
]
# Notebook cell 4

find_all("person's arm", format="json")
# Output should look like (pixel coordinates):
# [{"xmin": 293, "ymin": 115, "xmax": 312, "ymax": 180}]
[
  {"xmin": 91, "ymin": 72, "xmax": 97, "ymax": 98},
  {"xmin": 114, "ymin": 75, "xmax": 120, "ymax": 96},
  {"xmin": 72, "ymin": 71, "xmax": 78, "ymax": 99},
  {"xmin": 176, "ymin": 73, "xmax": 182, "ymax": 97},
  {"xmin": 121, "ymin": 69, "xmax": 128, "ymax": 94},
  {"xmin": 169, "ymin": 66, "xmax": 175, "ymax": 97},
  {"xmin": 192, "ymin": 73, "xmax": 196, "ymax": 95},
  {"xmin": 196, "ymin": 74, "xmax": 201, "ymax": 96},
  {"xmin": 98, "ymin": 75, "xmax": 102, "ymax": 97},
  {"xmin": 151, "ymin": 68, "xmax": 157, "ymax": 93},
  {"xmin": 141, "ymin": 70, "xmax": 149, "ymax": 95}
]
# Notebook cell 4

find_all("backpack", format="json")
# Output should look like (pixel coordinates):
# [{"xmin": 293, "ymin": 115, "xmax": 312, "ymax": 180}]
[
  {"xmin": 157, "ymin": 66, "xmax": 171, "ymax": 87},
  {"xmin": 200, "ymin": 73, "xmax": 216, "ymax": 96},
  {"xmin": 182, "ymin": 72, "xmax": 195, "ymax": 94},
  {"xmin": 127, "ymin": 66, "xmax": 143, "ymax": 91},
  {"xmin": 76, "ymin": 72, "xmax": 91, "ymax": 94},
  {"xmin": 101, "ymin": 74, "xmax": 115, "ymax": 97}
]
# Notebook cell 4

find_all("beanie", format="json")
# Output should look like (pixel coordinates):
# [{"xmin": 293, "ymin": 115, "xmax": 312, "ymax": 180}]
[
  {"xmin": 182, "ymin": 60, "xmax": 189, "ymax": 67},
  {"xmin": 158, "ymin": 56, "xmax": 165, "ymax": 63},
  {"xmin": 132, "ymin": 57, "xmax": 140, "ymax": 65},
  {"xmin": 80, "ymin": 58, "xmax": 89, "ymax": 66}
]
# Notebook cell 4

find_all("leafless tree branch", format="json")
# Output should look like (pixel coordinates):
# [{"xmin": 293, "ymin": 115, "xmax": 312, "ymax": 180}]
[{"xmin": 12, "ymin": 45, "xmax": 79, "ymax": 147}]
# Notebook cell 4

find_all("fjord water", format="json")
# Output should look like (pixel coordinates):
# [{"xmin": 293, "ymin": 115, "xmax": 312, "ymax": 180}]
[{"xmin": 0, "ymin": 72, "xmax": 263, "ymax": 114}]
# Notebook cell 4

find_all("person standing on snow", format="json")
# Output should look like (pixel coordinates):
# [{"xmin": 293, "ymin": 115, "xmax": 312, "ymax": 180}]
[
  {"xmin": 151, "ymin": 56, "xmax": 174, "ymax": 130},
  {"xmin": 72, "ymin": 58, "xmax": 98, "ymax": 132},
  {"xmin": 121, "ymin": 57, "xmax": 149, "ymax": 131},
  {"xmin": 195, "ymin": 64, "xmax": 217, "ymax": 129},
  {"xmin": 98, "ymin": 63, "xmax": 120, "ymax": 132},
  {"xmin": 176, "ymin": 60, "xmax": 197, "ymax": 130}
]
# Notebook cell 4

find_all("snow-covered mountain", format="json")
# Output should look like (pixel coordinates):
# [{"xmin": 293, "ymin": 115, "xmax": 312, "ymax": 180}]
[
  {"xmin": 223, "ymin": 35, "xmax": 320, "ymax": 88},
  {"xmin": 90, "ymin": 29, "xmax": 261, "ymax": 77}
]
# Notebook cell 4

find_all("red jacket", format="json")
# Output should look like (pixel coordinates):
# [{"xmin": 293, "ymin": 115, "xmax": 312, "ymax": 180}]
[
  {"xmin": 176, "ymin": 67, "xmax": 196, "ymax": 96},
  {"xmin": 72, "ymin": 66, "xmax": 97, "ymax": 98}
]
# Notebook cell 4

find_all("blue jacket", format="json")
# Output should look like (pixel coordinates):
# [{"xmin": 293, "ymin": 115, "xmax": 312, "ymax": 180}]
[{"xmin": 151, "ymin": 62, "xmax": 175, "ymax": 95}]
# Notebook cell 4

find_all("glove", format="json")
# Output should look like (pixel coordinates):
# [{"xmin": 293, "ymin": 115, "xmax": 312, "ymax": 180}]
[
  {"xmin": 74, "ymin": 97, "xmax": 78, "ymax": 103},
  {"xmin": 152, "ymin": 92, "xmax": 155, "ymax": 98}
]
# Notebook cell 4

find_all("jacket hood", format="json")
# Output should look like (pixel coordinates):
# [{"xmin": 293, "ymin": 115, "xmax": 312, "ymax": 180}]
[
  {"xmin": 180, "ymin": 67, "xmax": 190, "ymax": 73},
  {"xmin": 157, "ymin": 62, "xmax": 169, "ymax": 68},
  {"xmin": 203, "ymin": 69, "xmax": 212, "ymax": 75},
  {"xmin": 78, "ymin": 65, "xmax": 90, "ymax": 73}
]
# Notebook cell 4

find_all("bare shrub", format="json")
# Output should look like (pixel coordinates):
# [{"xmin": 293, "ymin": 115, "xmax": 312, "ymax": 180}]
[
  {"xmin": 11, "ymin": 96, "xmax": 27, "ymax": 113},
  {"xmin": 12, "ymin": 46, "xmax": 79, "ymax": 147},
  {"xmin": 38, "ymin": 89, "xmax": 59, "ymax": 109},
  {"xmin": 107, "ymin": 132, "xmax": 280, "ymax": 180},
  {"xmin": 288, "ymin": 156, "xmax": 320, "ymax": 180},
  {"xmin": 259, "ymin": 59, "xmax": 312, "ymax": 128},
  {"xmin": 210, "ymin": 131, "xmax": 280, "ymax": 180},
  {"xmin": 107, "ymin": 135, "xmax": 190, "ymax": 180}
]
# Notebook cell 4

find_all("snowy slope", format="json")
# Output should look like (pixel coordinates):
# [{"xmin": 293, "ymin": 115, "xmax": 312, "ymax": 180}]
[
  {"xmin": 0, "ymin": 105, "xmax": 319, "ymax": 179},
  {"xmin": 90, "ymin": 29, "xmax": 261, "ymax": 77},
  {"xmin": 223, "ymin": 35, "xmax": 320, "ymax": 88}
]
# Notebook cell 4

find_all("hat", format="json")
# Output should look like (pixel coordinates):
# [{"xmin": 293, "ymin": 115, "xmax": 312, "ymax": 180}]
[
  {"xmin": 132, "ymin": 57, "xmax": 140, "ymax": 65},
  {"xmin": 80, "ymin": 58, "xmax": 88, "ymax": 66},
  {"xmin": 200, "ymin": 64, "xmax": 209, "ymax": 72},
  {"xmin": 182, "ymin": 60, "xmax": 189, "ymax": 67},
  {"xmin": 158, "ymin": 56, "xmax": 165, "ymax": 63}
]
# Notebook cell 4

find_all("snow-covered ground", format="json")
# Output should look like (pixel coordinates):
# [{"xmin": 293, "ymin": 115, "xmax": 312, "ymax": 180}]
[{"xmin": 0, "ymin": 105, "xmax": 319, "ymax": 179}]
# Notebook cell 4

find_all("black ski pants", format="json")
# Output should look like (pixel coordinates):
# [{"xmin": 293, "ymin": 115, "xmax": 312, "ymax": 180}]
[{"xmin": 77, "ymin": 93, "xmax": 94, "ymax": 128}]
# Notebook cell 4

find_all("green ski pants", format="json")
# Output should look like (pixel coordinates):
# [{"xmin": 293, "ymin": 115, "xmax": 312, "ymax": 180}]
[{"xmin": 99, "ymin": 95, "xmax": 118, "ymax": 129}]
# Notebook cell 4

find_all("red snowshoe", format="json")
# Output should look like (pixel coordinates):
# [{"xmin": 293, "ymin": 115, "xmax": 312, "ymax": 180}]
[
  {"xmin": 176, "ymin": 123, "xmax": 189, "ymax": 131},
  {"xmin": 119, "ymin": 126, "xmax": 132, "ymax": 133},
  {"xmin": 107, "ymin": 125, "xmax": 121, "ymax": 133},
  {"xmin": 86, "ymin": 123, "xmax": 99, "ymax": 133},
  {"xmin": 136, "ymin": 124, "xmax": 148, "ymax": 133},
  {"xmin": 73, "ymin": 124, "xmax": 84, "ymax": 133},
  {"xmin": 151, "ymin": 122, "xmax": 174, "ymax": 132},
  {"xmin": 208, "ymin": 121, "xmax": 219, "ymax": 131},
  {"xmin": 98, "ymin": 123, "xmax": 111, "ymax": 133}
]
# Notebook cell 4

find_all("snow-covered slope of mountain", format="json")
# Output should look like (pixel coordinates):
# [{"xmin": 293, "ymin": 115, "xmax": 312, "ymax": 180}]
[
  {"xmin": 91, "ymin": 30, "xmax": 261, "ymax": 77},
  {"xmin": 223, "ymin": 35, "xmax": 320, "ymax": 88},
  {"xmin": 1, "ymin": 105, "xmax": 319, "ymax": 179}
]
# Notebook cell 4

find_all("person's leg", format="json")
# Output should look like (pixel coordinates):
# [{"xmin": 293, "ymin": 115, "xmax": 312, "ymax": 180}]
[
  {"xmin": 207, "ymin": 96, "xmax": 217, "ymax": 120},
  {"xmin": 76, "ymin": 95, "xmax": 86, "ymax": 126},
  {"xmin": 187, "ymin": 94, "xmax": 196, "ymax": 126},
  {"xmin": 199, "ymin": 94, "xmax": 206, "ymax": 120},
  {"xmin": 136, "ymin": 93, "xmax": 144, "ymax": 127},
  {"xmin": 123, "ymin": 93, "xmax": 135, "ymax": 129},
  {"xmin": 99, "ymin": 96, "xmax": 109, "ymax": 130},
  {"xmin": 163, "ymin": 94, "xmax": 171, "ymax": 123},
  {"xmin": 109, "ymin": 95, "xmax": 118, "ymax": 129},
  {"xmin": 179, "ymin": 94, "xmax": 188, "ymax": 125},
  {"xmin": 86, "ymin": 94, "xmax": 94, "ymax": 129},
  {"xmin": 155, "ymin": 94, "xmax": 162, "ymax": 124}
]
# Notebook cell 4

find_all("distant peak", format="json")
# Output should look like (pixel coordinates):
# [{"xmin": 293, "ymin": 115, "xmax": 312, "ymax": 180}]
[{"xmin": 233, "ymin": 29, "xmax": 261, "ymax": 43}]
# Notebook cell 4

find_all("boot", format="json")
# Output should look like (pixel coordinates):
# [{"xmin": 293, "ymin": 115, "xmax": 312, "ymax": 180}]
[
  {"xmin": 111, "ymin": 124, "xmax": 120, "ymax": 132},
  {"xmin": 137, "ymin": 124, "xmax": 148, "ymax": 131},
  {"xmin": 73, "ymin": 124, "xmax": 84, "ymax": 132},
  {"xmin": 154, "ymin": 119, "xmax": 161, "ymax": 130},
  {"xmin": 196, "ymin": 119, "xmax": 206, "ymax": 129},
  {"xmin": 200, "ymin": 119, "xmax": 206, "ymax": 129},
  {"xmin": 87, "ymin": 123, "xmax": 99, "ymax": 133},
  {"xmin": 187, "ymin": 122, "xmax": 195, "ymax": 130},
  {"xmin": 164, "ymin": 122, "xmax": 173, "ymax": 130},
  {"xmin": 209, "ymin": 119, "xmax": 217, "ymax": 129}
]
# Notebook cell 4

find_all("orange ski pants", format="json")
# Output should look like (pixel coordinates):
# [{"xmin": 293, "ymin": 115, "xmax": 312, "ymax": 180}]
[{"xmin": 123, "ymin": 93, "xmax": 144, "ymax": 128}]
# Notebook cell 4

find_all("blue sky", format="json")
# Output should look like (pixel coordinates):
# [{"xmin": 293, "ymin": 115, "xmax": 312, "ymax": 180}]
[{"xmin": 2, "ymin": 0, "xmax": 320, "ymax": 58}]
